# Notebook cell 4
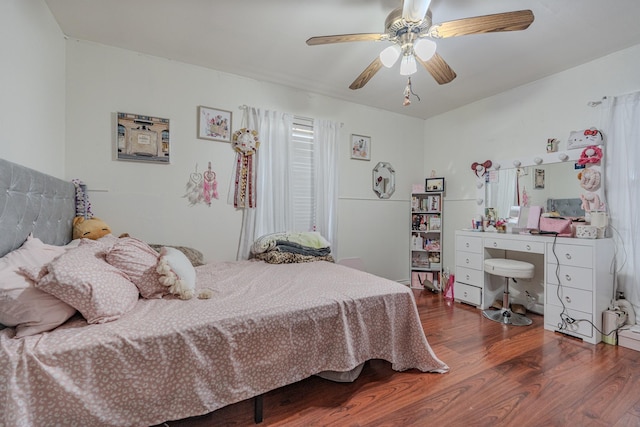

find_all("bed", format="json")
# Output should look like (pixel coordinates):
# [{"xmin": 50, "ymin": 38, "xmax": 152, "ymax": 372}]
[{"xmin": 0, "ymin": 158, "xmax": 448, "ymax": 427}]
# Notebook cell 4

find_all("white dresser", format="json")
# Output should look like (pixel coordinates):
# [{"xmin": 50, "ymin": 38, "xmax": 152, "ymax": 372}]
[{"xmin": 454, "ymin": 230, "xmax": 614, "ymax": 344}]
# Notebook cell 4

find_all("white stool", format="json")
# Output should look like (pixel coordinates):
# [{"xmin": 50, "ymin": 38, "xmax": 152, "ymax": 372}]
[{"xmin": 482, "ymin": 258, "xmax": 534, "ymax": 326}]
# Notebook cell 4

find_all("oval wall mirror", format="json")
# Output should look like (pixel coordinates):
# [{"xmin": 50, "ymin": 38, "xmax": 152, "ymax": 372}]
[{"xmin": 372, "ymin": 162, "xmax": 395, "ymax": 199}]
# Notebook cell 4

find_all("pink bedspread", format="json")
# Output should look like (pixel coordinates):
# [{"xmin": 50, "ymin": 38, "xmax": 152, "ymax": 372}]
[{"xmin": 0, "ymin": 260, "xmax": 447, "ymax": 426}]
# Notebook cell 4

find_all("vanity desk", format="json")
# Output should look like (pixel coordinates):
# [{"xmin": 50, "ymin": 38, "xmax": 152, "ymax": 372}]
[{"xmin": 455, "ymin": 230, "xmax": 614, "ymax": 344}]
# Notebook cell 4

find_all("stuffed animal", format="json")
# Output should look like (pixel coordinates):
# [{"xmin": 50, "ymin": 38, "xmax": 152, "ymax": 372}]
[
  {"xmin": 72, "ymin": 216, "xmax": 112, "ymax": 240},
  {"xmin": 567, "ymin": 127, "xmax": 604, "ymax": 150}
]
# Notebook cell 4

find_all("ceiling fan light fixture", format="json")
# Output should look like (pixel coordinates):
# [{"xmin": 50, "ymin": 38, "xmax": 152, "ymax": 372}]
[
  {"xmin": 414, "ymin": 38, "xmax": 436, "ymax": 61},
  {"xmin": 379, "ymin": 45, "xmax": 401, "ymax": 68},
  {"xmin": 399, "ymin": 54, "xmax": 417, "ymax": 76},
  {"xmin": 402, "ymin": 0, "xmax": 431, "ymax": 23}
]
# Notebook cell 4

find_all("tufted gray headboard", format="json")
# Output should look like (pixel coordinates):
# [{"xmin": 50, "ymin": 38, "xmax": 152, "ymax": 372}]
[{"xmin": 0, "ymin": 158, "xmax": 75, "ymax": 258}]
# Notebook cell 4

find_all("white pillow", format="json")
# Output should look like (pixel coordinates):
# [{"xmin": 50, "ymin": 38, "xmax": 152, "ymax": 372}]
[
  {"xmin": 156, "ymin": 246, "xmax": 197, "ymax": 299},
  {"xmin": 0, "ymin": 236, "xmax": 76, "ymax": 338}
]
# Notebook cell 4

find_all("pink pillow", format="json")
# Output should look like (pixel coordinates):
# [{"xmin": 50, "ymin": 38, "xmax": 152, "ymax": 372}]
[
  {"xmin": 30, "ymin": 241, "xmax": 139, "ymax": 324},
  {"xmin": 105, "ymin": 237, "xmax": 167, "ymax": 299},
  {"xmin": 0, "ymin": 236, "xmax": 77, "ymax": 338}
]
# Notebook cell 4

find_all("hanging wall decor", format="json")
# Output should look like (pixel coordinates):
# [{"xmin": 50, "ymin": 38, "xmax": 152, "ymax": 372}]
[
  {"xmin": 232, "ymin": 127, "xmax": 260, "ymax": 208},
  {"xmin": 183, "ymin": 162, "xmax": 218, "ymax": 207}
]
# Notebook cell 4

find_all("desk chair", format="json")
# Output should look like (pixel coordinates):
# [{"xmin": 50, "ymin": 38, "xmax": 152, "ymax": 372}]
[{"xmin": 483, "ymin": 258, "xmax": 534, "ymax": 326}]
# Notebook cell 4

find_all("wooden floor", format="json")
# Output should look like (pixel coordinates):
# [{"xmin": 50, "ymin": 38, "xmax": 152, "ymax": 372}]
[{"xmin": 165, "ymin": 290, "xmax": 640, "ymax": 427}]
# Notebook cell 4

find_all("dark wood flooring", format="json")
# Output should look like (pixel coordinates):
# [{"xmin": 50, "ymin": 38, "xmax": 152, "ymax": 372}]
[{"xmin": 164, "ymin": 290, "xmax": 640, "ymax": 427}]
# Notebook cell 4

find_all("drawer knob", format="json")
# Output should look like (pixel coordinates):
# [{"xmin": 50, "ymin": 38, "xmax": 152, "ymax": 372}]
[
  {"xmin": 464, "ymin": 292, "xmax": 468, "ymax": 297},
  {"xmin": 466, "ymin": 274, "xmax": 470, "ymax": 280},
  {"xmin": 526, "ymin": 245, "xmax": 531, "ymax": 251},
  {"xmin": 465, "ymin": 258, "xmax": 470, "ymax": 264},
  {"xmin": 493, "ymin": 242, "xmax": 498, "ymax": 247},
  {"xmin": 565, "ymin": 253, "xmax": 572, "ymax": 260},
  {"xmin": 565, "ymin": 274, "xmax": 572, "ymax": 282},
  {"xmin": 466, "ymin": 242, "xmax": 470, "ymax": 248},
  {"xmin": 565, "ymin": 296, "xmax": 572, "ymax": 303}
]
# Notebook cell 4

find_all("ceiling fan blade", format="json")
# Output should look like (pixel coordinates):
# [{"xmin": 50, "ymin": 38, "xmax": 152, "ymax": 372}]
[
  {"xmin": 349, "ymin": 57, "xmax": 384, "ymax": 90},
  {"xmin": 416, "ymin": 53, "xmax": 456, "ymax": 85},
  {"xmin": 402, "ymin": 0, "xmax": 431, "ymax": 23},
  {"xmin": 430, "ymin": 10, "xmax": 534, "ymax": 39},
  {"xmin": 306, "ymin": 33, "xmax": 386, "ymax": 46}
]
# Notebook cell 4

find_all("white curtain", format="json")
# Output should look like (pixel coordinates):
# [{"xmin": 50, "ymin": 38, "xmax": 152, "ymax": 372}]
[
  {"xmin": 603, "ymin": 92, "xmax": 640, "ymax": 321},
  {"xmin": 234, "ymin": 109, "xmax": 340, "ymax": 260},
  {"xmin": 235, "ymin": 108, "xmax": 294, "ymax": 260},
  {"xmin": 313, "ymin": 119, "xmax": 340, "ymax": 256}
]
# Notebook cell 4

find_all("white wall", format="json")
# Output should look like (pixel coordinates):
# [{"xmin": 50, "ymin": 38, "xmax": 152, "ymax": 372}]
[
  {"xmin": 424, "ymin": 44, "xmax": 640, "ymax": 275},
  {"xmin": 0, "ymin": 1, "xmax": 66, "ymax": 177},
  {"xmin": 64, "ymin": 40, "xmax": 426, "ymax": 281}
]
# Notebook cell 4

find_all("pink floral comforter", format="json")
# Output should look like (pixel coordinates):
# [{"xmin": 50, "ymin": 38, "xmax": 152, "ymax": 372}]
[{"xmin": 0, "ymin": 260, "xmax": 448, "ymax": 426}]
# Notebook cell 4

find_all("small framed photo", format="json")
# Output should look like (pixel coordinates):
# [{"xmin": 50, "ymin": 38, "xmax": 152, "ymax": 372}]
[
  {"xmin": 351, "ymin": 134, "xmax": 371, "ymax": 161},
  {"xmin": 425, "ymin": 177, "xmax": 445, "ymax": 192},
  {"xmin": 534, "ymin": 168, "xmax": 545, "ymax": 189},
  {"xmin": 198, "ymin": 106, "xmax": 232, "ymax": 142}
]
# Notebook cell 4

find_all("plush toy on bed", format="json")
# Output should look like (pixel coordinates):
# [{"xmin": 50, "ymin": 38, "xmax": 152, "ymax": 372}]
[
  {"xmin": 72, "ymin": 216, "xmax": 113, "ymax": 240},
  {"xmin": 156, "ymin": 246, "xmax": 213, "ymax": 300}
]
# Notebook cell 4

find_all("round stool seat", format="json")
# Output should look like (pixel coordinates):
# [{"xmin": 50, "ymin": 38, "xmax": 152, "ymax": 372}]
[{"xmin": 484, "ymin": 258, "xmax": 534, "ymax": 279}]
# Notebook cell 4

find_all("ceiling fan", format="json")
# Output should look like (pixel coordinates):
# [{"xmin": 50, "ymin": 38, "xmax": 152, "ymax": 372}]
[{"xmin": 306, "ymin": 0, "xmax": 534, "ymax": 90}]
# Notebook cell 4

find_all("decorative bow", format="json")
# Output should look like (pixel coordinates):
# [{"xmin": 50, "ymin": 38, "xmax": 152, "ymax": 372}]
[{"xmin": 584, "ymin": 129, "xmax": 599, "ymax": 136}]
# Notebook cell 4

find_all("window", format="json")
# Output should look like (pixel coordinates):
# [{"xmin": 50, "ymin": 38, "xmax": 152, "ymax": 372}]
[{"xmin": 291, "ymin": 117, "xmax": 316, "ymax": 232}]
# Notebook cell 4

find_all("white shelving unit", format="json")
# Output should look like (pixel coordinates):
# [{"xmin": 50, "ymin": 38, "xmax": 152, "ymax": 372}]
[{"xmin": 410, "ymin": 188, "xmax": 443, "ymax": 291}]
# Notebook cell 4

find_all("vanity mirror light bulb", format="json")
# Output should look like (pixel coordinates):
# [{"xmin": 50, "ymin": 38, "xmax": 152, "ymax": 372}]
[
  {"xmin": 513, "ymin": 160, "xmax": 521, "ymax": 167},
  {"xmin": 534, "ymin": 157, "xmax": 543, "ymax": 165},
  {"xmin": 476, "ymin": 198, "xmax": 484, "ymax": 205},
  {"xmin": 494, "ymin": 163, "xmax": 501, "ymax": 170},
  {"xmin": 476, "ymin": 181, "xmax": 484, "ymax": 189},
  {"xmin": 558, "ymin": 153, "xmax": 569, "ymax": 161}
]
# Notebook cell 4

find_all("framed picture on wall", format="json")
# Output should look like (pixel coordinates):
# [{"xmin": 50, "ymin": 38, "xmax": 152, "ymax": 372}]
[
  {"xmin": 350, "ymin": 134, "xmax": 371, "ymax": 161},
  {"xmin": 425, "ymin": 177, "xmax": 445, "ymax": 192},
  {"xmin": 534, "ymin": 168, "xmax": 545, "ymax": 189},
  {"xmin": 197, "ymin": 106, "xmax": 232, "ymax": 142},
  {"xmin": 116, "ymin": 112, "xmax": 170, "ymax": 164}
]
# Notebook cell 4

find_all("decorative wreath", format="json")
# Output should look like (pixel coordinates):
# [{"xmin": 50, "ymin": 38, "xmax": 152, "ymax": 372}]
[
  {"xmin": 577, "ymin": 145, "xmax": 603, "ymax": 165},
  {"xmin": 578, "ymin": 168, "xmax": 601, "ymax": 191},
  {"xmin": 232, "ymin": 128, "xmax": 260, "ymax": 155}
]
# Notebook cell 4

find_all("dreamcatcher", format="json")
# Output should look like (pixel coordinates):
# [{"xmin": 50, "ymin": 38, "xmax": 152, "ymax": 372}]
[
  {"xmin": 183, "ymin": 162, "xmax": 218, "ymax": 207},
  {"xmin": 231, "ymin": 109, "xmax": 260, "ymax": 208}
]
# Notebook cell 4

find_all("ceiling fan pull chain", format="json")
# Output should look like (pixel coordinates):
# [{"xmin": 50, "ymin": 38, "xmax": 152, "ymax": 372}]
[{"xmin": 403, "ymin": 77, "xmax": 421, "ymax": 106}]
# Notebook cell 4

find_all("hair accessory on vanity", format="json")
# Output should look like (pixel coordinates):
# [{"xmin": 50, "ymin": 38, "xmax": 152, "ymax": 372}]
[
  {"xmin": 580, "ymin": 192, "xmax": 605, "ymax": 212},
  {"xmin": 470, "ymin": 160, "xmax": 492, "ymax": 178},
  {"xmin": 578, "ymin": 168, "xmax": 601, "ymax": 191},
  {"xmin": 577, "ymin": 145, "xmax": 603, "ymax": 165}
]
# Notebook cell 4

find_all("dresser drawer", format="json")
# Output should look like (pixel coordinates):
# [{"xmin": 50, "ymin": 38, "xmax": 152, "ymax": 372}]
[
  {"xmin": 545, "ymin": 303, "xmax": 593, "ymax": 340},
  {"xmin": 546, "ymin": 264, "xmax": 593, "ymax": 292},
  {"xmin": 546, "ymin": 284, "xmax": 593, "ymax": 314},
  {"xmin": 455, "ymin": 265, "xmax": 483, "ymax": 286},
  {"xmin": 454, "ymin": 282, "xmax": 482, "ymax": 306},
  {"xmin": 456, "ymin": 235, "xmax": 482, "ymax": 253},
  {"xmin": 546, "ymin": 243, "xmax": 593, "ymax": 268},
  {"xmin": 484, "ymin": 237, "xmax": 544, "ymax": 254},
  {"xmin": 455, "ymin": 251, "xmax": 483, "ymax": 270}
]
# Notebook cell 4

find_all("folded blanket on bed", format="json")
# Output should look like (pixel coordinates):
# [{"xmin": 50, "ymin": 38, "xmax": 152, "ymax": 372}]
[
  {"xmin": 251, "ymin": 231, "xmax": 330, "ymax": 255},
  {"xmin": 254, "ymin": 251, "xmax": 334, "ymax": 264},
  {"xmin": 274, "ymin": 241, "xmax": 332, "ymax": 257}
]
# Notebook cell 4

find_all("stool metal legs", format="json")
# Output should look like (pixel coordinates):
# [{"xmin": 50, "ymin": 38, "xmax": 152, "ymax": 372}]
[{"xmin": 482, "ymin": 277, "xmax": 532, "ymax": 326}]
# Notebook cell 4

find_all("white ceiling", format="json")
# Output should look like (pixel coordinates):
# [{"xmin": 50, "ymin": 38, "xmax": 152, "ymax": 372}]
[{"xmin": 44, "ymin": 0, "xmax": 640, "ymax": 120}]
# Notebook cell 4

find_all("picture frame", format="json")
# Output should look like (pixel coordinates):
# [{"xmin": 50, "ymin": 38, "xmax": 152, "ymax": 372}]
[
  {"xmin": 116, "ymin": 112, "xmax": 170, "ymax": 164},
  {"xmin": 425, "ymin": 177, "xmax": 445, "ymax": 192},
  {"xmin": 197, "ymin": 106, "xmax": 232, "ymax": 142},
  {"xmin": 534, "ymin": 168, "xmax": 545, "ymax": 189},
  {"xmin": 350, "ymin": 134, "xmax": 371, "ymax": 161}
]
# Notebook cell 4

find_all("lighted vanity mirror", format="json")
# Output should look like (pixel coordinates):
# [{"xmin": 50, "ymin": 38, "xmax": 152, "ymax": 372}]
[
  {"xmin": 372, "ymin": 162, "xmax": 395, "ymax": 199},
  {"xmin": 485, "ymin": 162, "xmax": 584, "ymax": 219}
]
